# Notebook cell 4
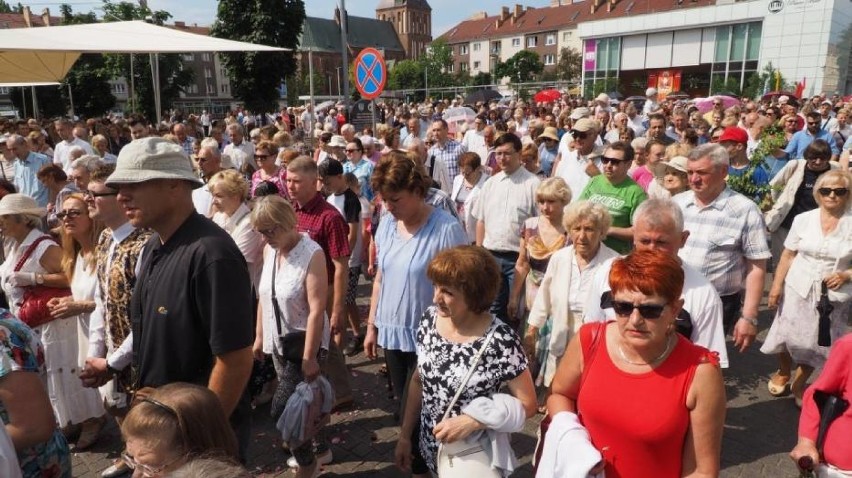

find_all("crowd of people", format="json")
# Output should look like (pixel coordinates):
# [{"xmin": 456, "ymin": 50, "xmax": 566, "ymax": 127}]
[{"xmin": 0, "ymin": 86, "xmax": 848, "ymax": 478}]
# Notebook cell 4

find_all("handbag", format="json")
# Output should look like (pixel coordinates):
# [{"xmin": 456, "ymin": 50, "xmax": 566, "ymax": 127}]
[
  {"xmin": 13, "ymin": 236, "xmax": 71, "ymax": 328},
  {"xmin": 533, "ymin": 321, "xmax": 606, "ymax": 471},
  {"xmin": 271, "ymin": 251, "xmax": 307, "ymax": 363},
  {"xmin": 436, "ymin": 325, "xmax": 499, "ymax": 478}
]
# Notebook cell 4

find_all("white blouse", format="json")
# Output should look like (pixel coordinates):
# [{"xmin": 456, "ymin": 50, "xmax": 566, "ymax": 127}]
[{"xmin": 785, "ymin": 208, "xmax": 852, "ymax": 300}]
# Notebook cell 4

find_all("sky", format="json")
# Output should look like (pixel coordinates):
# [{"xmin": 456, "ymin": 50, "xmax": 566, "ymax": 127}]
[{"xmin": 36, "ymin": 0, "xmax": 556, "ymax": 37}]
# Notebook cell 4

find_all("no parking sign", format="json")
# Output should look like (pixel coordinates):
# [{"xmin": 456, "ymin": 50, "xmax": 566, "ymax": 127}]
[{"xmin": 353, "ymin": 48, "xmax": 386, "ymax": 100}]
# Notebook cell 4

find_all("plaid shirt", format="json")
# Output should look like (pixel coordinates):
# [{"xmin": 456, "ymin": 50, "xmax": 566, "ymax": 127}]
[
  {"xmin": 294, "ymin": 193, "xmax": 351, "ymax": 283},
  {"xmin": 674, "ymin": 187, "xmax": 771, "ymax": 296},
  {"xmin": 428, "ymin": 139, "xmax": 467, "ymax": 179},
  {"xmin": 179, "ymin": 136, "xmax": 196, "ymax": 158}
]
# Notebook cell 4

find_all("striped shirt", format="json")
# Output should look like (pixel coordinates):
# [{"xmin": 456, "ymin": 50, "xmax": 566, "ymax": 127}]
[
  {"xmin": 674, "ymin": 187, "xmax": 771, "ymax": 296},
  {"xmin": 428, "ymin": 139, "xmax": 467, "ymax": 179}
]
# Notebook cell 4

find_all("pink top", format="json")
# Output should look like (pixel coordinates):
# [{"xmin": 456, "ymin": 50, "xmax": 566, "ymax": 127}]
[
  {"xmin": 798, "ymin": 334, "xmax": 852, "ymax": 469},
  {"xmin": 251, "ymin": 167, "xmax": 289, "ymax": 199},
  {"xmin": 631, "ymin": 166, "xmax": 654, "ymax": 192}
]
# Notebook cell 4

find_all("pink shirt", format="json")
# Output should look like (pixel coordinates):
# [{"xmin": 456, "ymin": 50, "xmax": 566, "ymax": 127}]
[{"xmin": 631, "ymin": 166, "xmax": 654, "ymax": 192}]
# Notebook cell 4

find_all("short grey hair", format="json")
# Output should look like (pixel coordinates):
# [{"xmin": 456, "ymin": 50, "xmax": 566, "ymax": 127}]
[
  {"xmin": 71, "ymin": 154, "xmax": 102, "ymax": 172},
  {"xmin": 6, "ymin": 134, "xmax": 25, "ymax": 146},
  {"xmin": 632, "ymin": 197, "xmax": 684, "ymax": 233},
  {"xmin": 360, "ymin": 136, "xmax": 375, "ymax": 148},
  {"xmin": 688, "ymin": 143, "xmax": 728, "ymax": 169},
  {"xmin": 199, "ymin": 138, "xmax": 221, "ymax": 158},
  {"xmin": 562, "ymin": 201, "xmax": 612, "ymax": 235},
  {"xmin": 340, "ymin": 124, "xmax": 355, "ymax": 134}
]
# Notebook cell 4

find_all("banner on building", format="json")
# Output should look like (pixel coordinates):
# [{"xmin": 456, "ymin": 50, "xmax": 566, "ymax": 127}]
[
  {"xmin": 648, "ymin": 69, "xmax": 682, "ymax": 100},
  {"xmin": 584, "ymin": 40, "xmax": 597, "ymax": 71}
]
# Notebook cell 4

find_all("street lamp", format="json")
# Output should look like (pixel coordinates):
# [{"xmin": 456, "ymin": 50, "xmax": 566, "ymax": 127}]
[{"xmin": 336, "ymin": 66, "xmax": 342, "ymax": 98}]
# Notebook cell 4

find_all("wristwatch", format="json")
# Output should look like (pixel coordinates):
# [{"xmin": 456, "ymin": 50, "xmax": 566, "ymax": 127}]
[
  {"xmin": 35, "ymin": 273, "xmax": 44, "ymax": 285},
  {"xmin": 740, "ymin": 317, "xmax": 759, "ymax": 327}
]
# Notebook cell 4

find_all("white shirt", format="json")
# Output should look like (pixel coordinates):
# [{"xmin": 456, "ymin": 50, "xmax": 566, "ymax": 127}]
[
  {"xmin": 192, "ymin": 184, "xmax": 214, "ymax": 217},
  {"xmin": 53, "ymin": 137, "xmax": 94, "ymax": 173},
  {"xmin": 783, "ymin": 208, "xmax": 852, "ymax": 300},
  {"xmin": 212, "ymin": 204, "xmax": 264, "ymax": 288},
  {"xmin": 471, "ymin": 166, "xmax": 540, "ymax": 252},
  {"xmin": 461, "ymin": 129, "xmax": 488, "ymax": 161},
  {"xmin": 554, "ymin": 145, "xmax": 604, "ymax": 203},
  {"xmin": 223, "ymin": 140, "xmax": 256, "ymax": 171},
  {"xmin": 583, "ymin": 257, "xmax": 729, "ymax": 368}
]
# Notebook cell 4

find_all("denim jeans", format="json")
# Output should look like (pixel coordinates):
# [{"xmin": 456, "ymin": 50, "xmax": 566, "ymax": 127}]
[{"xmin": 488, "ymin": 250, "xmax": 519, "ymax": 327}]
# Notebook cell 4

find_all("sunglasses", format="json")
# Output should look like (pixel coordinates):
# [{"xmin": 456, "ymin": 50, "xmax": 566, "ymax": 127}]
[
  {"xmin": 571, "ymin": 130, "xmax": 589, "ymax": 140},
  {"xmin": 84, "ymin": 190, "xmax": 118, "ymax": 199},
  {"xmin": 806, "ymin": 122, "xmax": 819, "ymax": 127},
  {"xmin": 601, "ymin": 156, "xmax": 627, "ymax": 165},
  {"xmin": 611, "ymin": 300, "xmax": 667, "ymax": 319},
  {"xmin": 345, "ymin": 148, "xmax": 361, "ymax": 153},
  {"xmin": 817, "ymin": 187, "xmax": 849, "ymax": 197},
  {"xmin": 56, "ymin": 209, "xmax": 85, "ymax": 220},
  {"xmin": 255, "ymin": 153, "xmax": 273, "ymax": 161}
]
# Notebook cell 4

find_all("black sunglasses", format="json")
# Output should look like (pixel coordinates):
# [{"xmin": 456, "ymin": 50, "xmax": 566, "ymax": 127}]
[
  {"xmin": 611, "ymin": 300, "xmax": 667, "ymax": 319},
  {"xmin": 56, "ymin": 209, "xmax": 85, "ymax": 220},
  {"xmin": 817, "ymin": 187, "xmax": 849, "ymax": 197},
  {"xmin": 571, "ymin": 130, "xmax": 589, "ymax": 140},
  {"xmin": 85, "ymin": 190, "xmax": 118, "ymax": 199},
  {"xmin": 255, "ymin": 153, "xmax": 273, "ymax": 160},
  {"xmin": 601, "ymin": 156, "xmax": 627, "ymax": 165}
]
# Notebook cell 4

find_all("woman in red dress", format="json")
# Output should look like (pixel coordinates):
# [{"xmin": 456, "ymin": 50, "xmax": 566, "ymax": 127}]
[{"xmin": 546, "ymin": 250, "xmax": 726, "ymax": 478}]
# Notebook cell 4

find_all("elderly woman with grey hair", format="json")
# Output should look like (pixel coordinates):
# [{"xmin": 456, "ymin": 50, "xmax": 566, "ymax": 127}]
[
  {"xmin": 524, "ymin": 201, "xmax": 617, "ymax": 388},
  {"xmin": 69, "ymin": 155, "xmax": 103, "ymax": 192}
]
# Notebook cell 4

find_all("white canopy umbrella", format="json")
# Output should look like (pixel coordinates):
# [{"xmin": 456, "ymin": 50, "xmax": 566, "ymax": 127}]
[{"xmin": 0, "ymin": 21, "xmax": 288, "ymax": 120}]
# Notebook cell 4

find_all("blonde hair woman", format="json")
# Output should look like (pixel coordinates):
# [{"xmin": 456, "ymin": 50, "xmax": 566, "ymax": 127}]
[{"xmin": 208, "ymin": 170, "xmax": 263, "ymax": 289}]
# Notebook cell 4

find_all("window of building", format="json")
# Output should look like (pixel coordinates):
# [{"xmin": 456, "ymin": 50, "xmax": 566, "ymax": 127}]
[
  {"xmin": 204, "ymin": 68, "xmax": 212, "ymax": 78},
  {"xmin": 473, "ymin": 61, "xmax": 481, "ymax": 69},
  {"xmin": 448, "ymin": 63, "xmax": 455, "ymax": 73},
  {"xmin": 460, "ymin": 45, "xmax": 468, "ymax": 55},
  {"xmin": 562, "ymin": 31, "xmax": 571, "ymax": 42},
  {"xmin": 545, "ymin": 34, "xmax": 556, "ymax": 46},
  {"xmin": 460, "ymin": 62, "xmax": 468, "ymax": 72},
  {"xmin": 712, "ymin": 21, "xmax": 763, "ymax": 92},
  {"xmin": 0, "ymin": 87, "xmax": 8, "ymax": 95},
  {"xmin": 527, "ymin": 36, "xmax": 537, "ymax": 47},
  {"xmin": 473, "ymin": 42, "xmax": 481, "ymax": 52},
  {"xmin": 543, "ymin": 54, "xmax": 555, "ymax": 65},
  {"xmin": 512, "ymin": 38, "xmax": 521, "ymax": 47},
  {"xmin": 202, "ymin": 53, "xmax": 212, "ymax": 62},
  {"xmin": 182, "ymin": 53, "xmax": 194, "ymax": 61}
]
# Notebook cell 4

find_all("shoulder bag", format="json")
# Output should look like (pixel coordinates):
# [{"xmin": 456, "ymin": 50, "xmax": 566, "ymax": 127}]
[
  {"xmin": 14, "ymin": 236, "xmax": 71, "ymax": 328},
  {"xmin": 436, "ymin": 324, "xmax": 500, "ymax": 478},
  {"xmin": 271, "ymin": 251, "xmax": 307, "ymax": 362}
]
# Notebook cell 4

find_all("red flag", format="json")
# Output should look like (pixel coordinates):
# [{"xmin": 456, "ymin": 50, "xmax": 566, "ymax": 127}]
[{"xmin": 795, "ymin": 77, "xmax": 806, "ymax": 98}]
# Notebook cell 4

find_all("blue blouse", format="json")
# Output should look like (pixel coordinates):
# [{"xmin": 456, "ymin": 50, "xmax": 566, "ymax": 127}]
[{"xmin": 374, "ymin": 208, "xmax": 467, "ymax": 352}]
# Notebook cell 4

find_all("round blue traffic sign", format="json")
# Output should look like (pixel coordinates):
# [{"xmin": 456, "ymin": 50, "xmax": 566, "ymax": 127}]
[{"xmin": 354, "ymin": 48, "xmax": 387, "ymax": 100}]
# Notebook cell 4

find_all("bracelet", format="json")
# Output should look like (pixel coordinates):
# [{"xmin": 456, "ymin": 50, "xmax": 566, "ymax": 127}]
[{"xmin": 740, "ymin": 317, "xmax": 759, "ymax": 327}]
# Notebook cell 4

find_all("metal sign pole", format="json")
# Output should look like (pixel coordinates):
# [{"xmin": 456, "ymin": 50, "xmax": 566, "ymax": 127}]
[{"xmin": 371, "ymin": 99, "xmax": 376, "ymax": 137}]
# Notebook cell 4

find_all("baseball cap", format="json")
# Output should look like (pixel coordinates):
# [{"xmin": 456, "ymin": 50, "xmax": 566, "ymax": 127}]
[
  {"xmin": 569, "ymin": 107, "xmax": 591, "ymax": 120},
  {"xmin": 718, "ymin": 127, "xmax": 748, "ymax": 145},
  {"xmin": 572, "ymin": 118, "xmax": 599, "ymax": 133}
]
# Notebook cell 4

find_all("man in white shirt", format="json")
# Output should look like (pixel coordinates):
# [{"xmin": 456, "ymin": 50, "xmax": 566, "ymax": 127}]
[
  {"xmin": 53, "ymin": 118, "xmax": 94, "ymax": 173},
  {"xmin": 553, "ymin": 118, "xmax": 604, "ymax": 201},
  {"xmin": 223, "ymin": 123, "xmax": 256, "ymax": 176},
  {"xmin": 461, "ymin": 115, "xmax": 488, "ymax": 161},
  {"xmin": 472, "ymin": 133, "xmax": 541, "ymax": 326},
  {"xmin": 583, "ymin": 197, "xmax": 729, "ymax": 368},
  {"xmin": 200, "ymin": 110, "xmax": 211, "ymax": 137}
]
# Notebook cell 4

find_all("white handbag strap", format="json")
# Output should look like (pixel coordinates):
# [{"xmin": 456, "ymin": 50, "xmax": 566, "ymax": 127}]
[{"xmin": 441, "ymin": 323, "xmax": 497, "ymax": 421}]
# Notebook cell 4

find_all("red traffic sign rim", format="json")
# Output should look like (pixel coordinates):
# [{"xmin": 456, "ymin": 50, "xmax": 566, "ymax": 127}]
[{"xmin": 354, "ymin": 47, "xmax": 387, "ymax": 100}]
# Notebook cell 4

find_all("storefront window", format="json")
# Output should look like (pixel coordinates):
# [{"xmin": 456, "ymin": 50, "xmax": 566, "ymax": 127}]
[
  {"xmin": 746, "ymin": 23, "xmax": 762, "ymax": 60},
  {"xmin": 715, "ymin": 26, "xmax": 730, "ymax": 63},
  {"xmin": 730, "ymin": 24, "xmax": 747, "ymax": 62}
]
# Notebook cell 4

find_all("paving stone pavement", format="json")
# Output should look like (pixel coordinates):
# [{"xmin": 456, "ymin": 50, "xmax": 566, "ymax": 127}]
[{"xmin": 71, "ymin": 287, "xmax": 810, "ymax": 477}]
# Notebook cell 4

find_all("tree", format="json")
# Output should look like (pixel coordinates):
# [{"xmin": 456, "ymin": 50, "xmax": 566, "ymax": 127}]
[
  {"xmin": 471, "ymin": 71, "xmax": 491, "ymax": 86},
  {"xmin": 494, "ymin": 50, "xmax": 544, "ymax": 84},
  {"xmin": 557, "ymin": 47, "xmax": 582, "ymax": 82},
  {"xmin": 0, "ymin": 1, "xmax": 23, "ymax": 13},
  {"xmin": 419, "ymin": 39, "xmax": 454, "ymax": 88},
  {"xmin": 93, "ymin": 2, "xmax": 193, "ymax": 121},
  {"xmin": 10, "ymin": 86, "xmax": 64, "ymax": 118},
  {"xmin": 212, "ymin": 0, "xmax": 305, "ymax": 113},
  {"xmin": 389, "ymin": 59, "xmax": 424, "ymax": 91},
  {"xmin": 59, "ymin": 6, "xmax": 116, "ymax": 117}
]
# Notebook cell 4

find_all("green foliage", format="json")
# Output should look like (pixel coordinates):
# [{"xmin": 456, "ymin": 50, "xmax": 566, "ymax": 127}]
[
  {"xmin": 212, "ymin": 0, "xmax": 305, "ymax": 113},
  {"xmin": 727, "ymin": 124, "xmax": 785, "ymax": 209},
  {"xmin": 0, "ymin": 1, "xmax": 22, "ymax": 13},
  {"xmin": 494, "ymin": 50, "xmax": 544, "ymax": 83},
  {"xmin": 471, "ymin": 71, "xmax": 491, "ymax": 86},
  {"xmin": 388, "ymin": 59, "xmax": 423, "ymax": 91},
  {"xmin": 59, "ymin": 6, "xmax": 115, "ymax": 117},
  {"xmin": 557, "ymin": 47, "xmax": 582, "ymax": 82},
  {"xmin": 419, "ymin": 39, "xmax": 454, "ymax": 88},
  {"xmin": 740, "ymin": 62, "xmax": 794, "ymax": 100},
  {"xmin": 285, "ymin": 70, "xmax": 327, "ymax": 105},
  {"xmin": 589, "ymin": 77, "xmax": 619, "ymax": 99},
  {"xmin": 710, "ymin": 76, "xmax": 742, "ymax": 97},
  {"xmin": 10, "ymin": 86, "xmax": 64, "ymax": 118}
]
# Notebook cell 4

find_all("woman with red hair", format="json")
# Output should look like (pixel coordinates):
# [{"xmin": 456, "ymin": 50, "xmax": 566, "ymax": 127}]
[{"xmin": 542, "ymin": 249, "xmax": 726, "ymax": 478}]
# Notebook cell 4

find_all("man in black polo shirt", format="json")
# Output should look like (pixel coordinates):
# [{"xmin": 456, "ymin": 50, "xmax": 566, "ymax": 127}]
[{"xmin": 106, "ymin": 137, "xmax": 254, "ymax": 458}]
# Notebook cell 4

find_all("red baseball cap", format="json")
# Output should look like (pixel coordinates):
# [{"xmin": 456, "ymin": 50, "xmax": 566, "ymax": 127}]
[{"xmin": 718, "ymin": 127, "xmax": 748, "ymax": 144}]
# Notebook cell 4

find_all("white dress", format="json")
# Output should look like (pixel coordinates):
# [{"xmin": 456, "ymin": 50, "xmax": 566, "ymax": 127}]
[{"xmin": 0, "ymin": 233, "xmax": 104, "ymax": 426}]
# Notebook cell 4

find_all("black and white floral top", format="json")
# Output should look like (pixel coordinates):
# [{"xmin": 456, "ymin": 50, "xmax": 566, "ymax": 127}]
[{"xmin": 415, "ymin": 306, "xmax": 528, "ymax": 471}]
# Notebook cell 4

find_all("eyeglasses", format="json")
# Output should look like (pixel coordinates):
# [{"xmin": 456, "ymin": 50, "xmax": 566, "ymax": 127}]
[
  {"xmin": 255, "ymin": 153, "xmax": 273, "ymax": 161},
  {"xmin": 601, "ymin": 156, "xmax": 627, "ymax": 165},
  {"xmin": 255, "ymin": 226, "xmax": 279, "ymax": 238},
  {"xmin": 84, "ymin": 190, "xmax": 118, "ymax": 199},
  {"xmin": 806, "ymin": 122, "xmax": 819, "ymax": 127},
  {"xmin": 611, "ymin": 300, "xmax": 667, "ymax": 319},
  {"xmin": 817, "ymin": 187, "xmax": 849, "ymax": 197},
  {"xmin": 805, "ymin": 156, "xmax": 829, "ymax": 162},
  {"xmin": 571, "ymin": 130, "xmax": 589, "ymax": 140},
  {"xmin": 56, "ymin": 209, "xmax": 85, "ymax": 220},
  {"xmin": 121, "ymin": 451, "xmax": 185, "ymax": 478},
  {"xmin": 785, "ymin": 119, "xmax": 797, "ymax": 123},
  {"xmin": 345, "ymin": 148, "xmax": 361, "ymax": 153}
]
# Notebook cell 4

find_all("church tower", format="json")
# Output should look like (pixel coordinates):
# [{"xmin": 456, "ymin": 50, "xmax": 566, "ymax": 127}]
[{"xmin": 375, "ymin": 0, "xmax": 432, "ymax": 60}]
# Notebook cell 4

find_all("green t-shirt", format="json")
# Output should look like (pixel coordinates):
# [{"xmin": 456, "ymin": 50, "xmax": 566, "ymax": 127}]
[{"xmin": 578, "ymin": 175, "xmax": 648, "ymax": 253}]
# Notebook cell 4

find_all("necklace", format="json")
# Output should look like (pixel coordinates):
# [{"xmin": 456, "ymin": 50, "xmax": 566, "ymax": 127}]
[{"xmin": 617, "ymin": 334, "xmax": 674, "ymax": 366}]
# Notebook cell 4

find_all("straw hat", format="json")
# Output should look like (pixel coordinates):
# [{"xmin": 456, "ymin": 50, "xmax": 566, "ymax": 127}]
[
  {"xmin": 0, "ymin": 193, "xmax": 47, "ymax": 217},
  {"xmin": 538, "ymin": 127, "xmax": 560, "ymax": 142},
  {"xmin": 328, "ymin": 135, "xmax": 347, "ymax": 148},
  {"xmin": 106, "ymin": 137, "xmax": 203, "ymax": 189}
]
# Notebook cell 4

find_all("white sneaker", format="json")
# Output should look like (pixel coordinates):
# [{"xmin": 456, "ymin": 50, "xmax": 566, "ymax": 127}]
[{"xmin": 287, "ymin": 448, "xmax": 332, "ymax": 468}]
